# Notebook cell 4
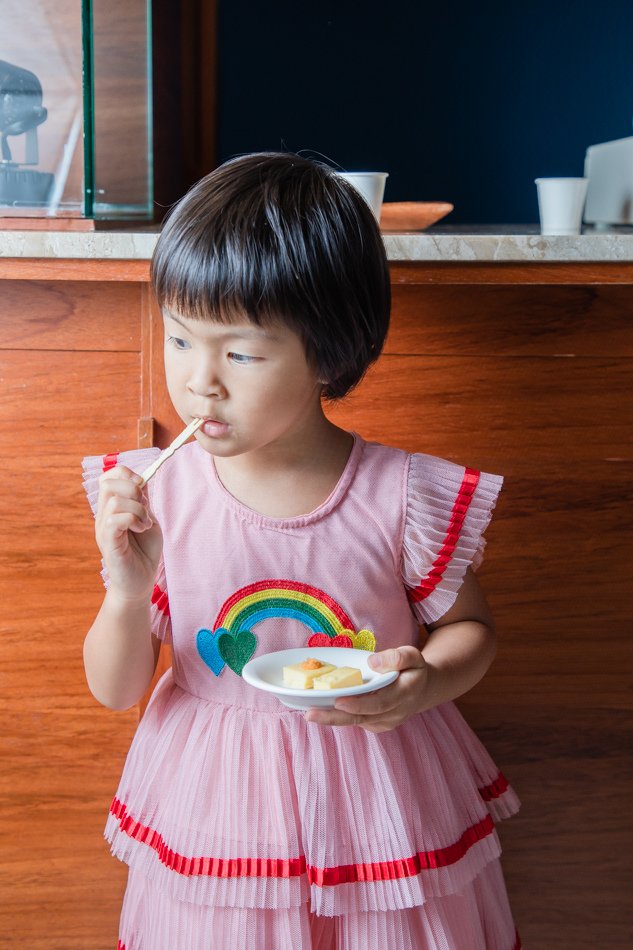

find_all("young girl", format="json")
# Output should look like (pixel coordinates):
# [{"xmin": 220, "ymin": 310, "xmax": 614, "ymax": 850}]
[{"xmin": 82, "ymin": 152, "xmax": 520, "ymax": 950}]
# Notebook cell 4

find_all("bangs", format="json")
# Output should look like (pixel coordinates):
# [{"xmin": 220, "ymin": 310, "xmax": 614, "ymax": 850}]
[
  {"xmin": 152, "ymin": 224, "xmax": 293, "ymax": 328},
  {"xmin": 151, "ymin": 162, "xmax": 328, "ymax": 329}
]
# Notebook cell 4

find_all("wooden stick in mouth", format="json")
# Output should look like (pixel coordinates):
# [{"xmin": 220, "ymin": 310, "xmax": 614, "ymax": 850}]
[{"xmin": 138, "ymin": 418, "xmax": 204, "ymax": 488}]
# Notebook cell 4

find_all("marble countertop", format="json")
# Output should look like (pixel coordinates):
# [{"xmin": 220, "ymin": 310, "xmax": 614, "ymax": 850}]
[
  {"xmin": 384, "ymin": 224, "xmax": 633, "ymax": 262},
  {"xmin": 1, "ymin": 224, "xmax": 633, "ymax": 262}
]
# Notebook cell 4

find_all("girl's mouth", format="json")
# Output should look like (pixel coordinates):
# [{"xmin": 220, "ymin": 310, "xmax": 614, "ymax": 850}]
[{"xmin": 201, "ymin": 419, "xmax": 230, "ymax": 438}]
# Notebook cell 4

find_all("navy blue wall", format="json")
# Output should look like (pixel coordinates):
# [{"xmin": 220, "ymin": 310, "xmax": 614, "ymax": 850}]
[{"xmin": 217, "ymin": 1, "xmax": 633, "ymax": 224}]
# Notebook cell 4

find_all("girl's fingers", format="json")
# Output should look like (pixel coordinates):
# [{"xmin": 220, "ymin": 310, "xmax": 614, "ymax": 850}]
[
  {"xmin": 98, "ymin": 469, "xmax": 144, "ymax": 508},
  {"xmin": 99, "ymin": 464, "xmax": 139, "ymax": 482},
  {"xmin": 306, "ymin": 706, "xmax": 397, "ymax": 732},
  {"xmin": 107, "ymin": 510, "xmax": 153, "ymax": 535},
  {"xmin": 334, "ymin": 684, "xmax": 400, "ymax": 716},
  {"xmin": 102, "ymin": 489, "xmax": 147, "ymax": 513},
  {"xmin": 306, "ymin": 683, "xmax": 401, "ymax": 724},
  {"xmin": 367, "ymin": 645, "xmax": 425, "ymax": 673},
  {"xmin": 97, "ymin": 467, "xmax": 151, "ymax": 529},
  {"xmin": 97, "ymin": 499, "xmax": 153, "ymax": 554},
  {"xmin": 306, "ymin": 707, "xmax": 365, "ymax": 727}
]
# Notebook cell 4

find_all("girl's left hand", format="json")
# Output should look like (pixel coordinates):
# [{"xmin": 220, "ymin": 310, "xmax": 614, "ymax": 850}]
[{"xmin": 304, "ymin": 646, "xmax": 429, "ymax": 734}]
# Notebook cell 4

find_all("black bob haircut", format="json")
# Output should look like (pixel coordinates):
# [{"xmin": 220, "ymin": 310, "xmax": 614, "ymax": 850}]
[{"xmin": 151, "ymin": 152, "xmax": 391, "ymax": 400}]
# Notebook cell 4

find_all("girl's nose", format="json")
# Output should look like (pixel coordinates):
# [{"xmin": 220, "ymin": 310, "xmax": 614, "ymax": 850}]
[{"xmin": 186, "ymin": 363, "xmax": 226, "ymax": 398}]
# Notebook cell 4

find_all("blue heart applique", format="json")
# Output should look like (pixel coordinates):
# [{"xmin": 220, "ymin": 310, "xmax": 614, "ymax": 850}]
[{"xmin": 196, "ymin": 627, "xmax": 227, "ymax": 676}]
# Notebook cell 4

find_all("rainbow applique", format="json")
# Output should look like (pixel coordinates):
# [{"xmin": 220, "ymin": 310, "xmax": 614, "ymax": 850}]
[{"xmin": 196, "ymin": 579, "xmax": 377, "ymax": 676}]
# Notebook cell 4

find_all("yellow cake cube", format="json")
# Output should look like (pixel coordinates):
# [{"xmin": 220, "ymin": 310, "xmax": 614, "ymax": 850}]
[
  {"xmin": 283, "ymin": 658, "xmax": 336, "ymax": 689},
  {"xmin": 312, "ymin": 666, "xmax": 363, "ymax": 690}
]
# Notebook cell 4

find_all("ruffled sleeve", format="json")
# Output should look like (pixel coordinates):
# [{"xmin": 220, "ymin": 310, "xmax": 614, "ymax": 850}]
[
  {"xmin": 81, "ymin": 447, "xmax": 172, "ymax": 642},
  {"xmin": 402, "ymin": 452, "xmax": 503, "ymax": 625}
]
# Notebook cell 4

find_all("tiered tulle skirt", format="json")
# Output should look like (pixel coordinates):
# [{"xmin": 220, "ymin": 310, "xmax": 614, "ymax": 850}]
[
  {"xmin": 119, "ymin": 861, "xmax": 520, "ymax": 950},
  {"xmin": 107, "ymin": 671, "xmax": 520, "ymax": 948}
]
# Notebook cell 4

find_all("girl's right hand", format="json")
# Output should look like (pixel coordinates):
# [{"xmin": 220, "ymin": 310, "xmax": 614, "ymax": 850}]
[{"xmin": 95, "ymin": 466, "xmax": 163, "ymax": 603}]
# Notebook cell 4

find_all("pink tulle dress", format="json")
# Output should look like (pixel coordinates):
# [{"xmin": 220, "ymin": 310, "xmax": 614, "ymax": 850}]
[{"xmin": 82, "ymin": 434, "xmax": 521, "ymax": 950}]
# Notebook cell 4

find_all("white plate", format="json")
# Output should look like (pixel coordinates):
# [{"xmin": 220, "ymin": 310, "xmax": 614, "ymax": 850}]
[{"xmin": 242, "ymin": 647, "xmax": 398, "ymax": 710}]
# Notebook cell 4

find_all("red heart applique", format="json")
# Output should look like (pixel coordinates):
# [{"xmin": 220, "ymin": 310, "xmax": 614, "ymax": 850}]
[{"xmin": 307, "ymin": 633, "xmax": 353, "ymax": 648}]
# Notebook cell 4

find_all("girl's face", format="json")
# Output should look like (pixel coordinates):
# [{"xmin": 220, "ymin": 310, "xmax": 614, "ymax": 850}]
[{"xmin": 163, "ymin": 310, "xmax": 324, "ymax": 460}]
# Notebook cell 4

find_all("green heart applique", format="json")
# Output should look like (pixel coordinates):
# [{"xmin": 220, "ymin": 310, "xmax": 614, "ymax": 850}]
[{"xmin": 217, "ymin": 629, "xmax": 257, "ymax": 676}]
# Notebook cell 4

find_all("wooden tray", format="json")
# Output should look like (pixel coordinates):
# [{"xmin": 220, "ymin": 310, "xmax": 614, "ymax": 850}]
[{"xmin": 380, "ymin": 201, "xmax": 453, "ymax": 232}]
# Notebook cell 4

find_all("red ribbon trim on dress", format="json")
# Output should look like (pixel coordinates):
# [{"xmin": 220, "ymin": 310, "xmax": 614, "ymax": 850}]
[
  {"xmin": 478, "ymin": 772, "xmax": 509, "ymax": 801},
  {"xmin": 309, "ymin": 815, "xmax": 494, "ymax": 886},
  {"xmin": 111, "ymin": 798, "xmax": 306, "ymax": 879},
  {"xmin": 109, "ymin": 797, "xmax": 498, "ymax": 884},
  {"xmin": 151, "ymin": 584, "xmax": 170, "ymax": 617},
  {"xmin": 407, "ymin": 467, "xmax": 480, "ymax": 604},
  {"xmin": 102, "ymin": 452, "xmax": 120, "ymax": 472}
]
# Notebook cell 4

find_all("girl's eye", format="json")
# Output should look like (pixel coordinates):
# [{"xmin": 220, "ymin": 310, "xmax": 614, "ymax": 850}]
[
  {"xmin": 167, "ymin": 336, "xmax": 190, "ymax": 350},
  {"xmin": 229, "ymin": 352, "xmax": 257, "ymax": 364}
]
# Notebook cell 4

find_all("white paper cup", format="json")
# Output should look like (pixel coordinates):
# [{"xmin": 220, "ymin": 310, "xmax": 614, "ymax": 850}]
[
  {"xmin": 336, "ymin": 171, "xmax": 389, "ymax": 220},
  {"xmin": 535, "ymin": 177, "xmax": 588, "ymax": 235}
]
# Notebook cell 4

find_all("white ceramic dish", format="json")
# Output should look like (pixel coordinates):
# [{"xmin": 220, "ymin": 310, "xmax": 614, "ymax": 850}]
[{"xmin": 242, "ymin": 647, "xmax": 398, "ymax": 710}]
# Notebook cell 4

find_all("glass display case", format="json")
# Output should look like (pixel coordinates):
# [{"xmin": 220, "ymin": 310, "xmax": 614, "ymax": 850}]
[{"xmin": 0, "ymin": 0, "xmax": 153, "ymax": 223}]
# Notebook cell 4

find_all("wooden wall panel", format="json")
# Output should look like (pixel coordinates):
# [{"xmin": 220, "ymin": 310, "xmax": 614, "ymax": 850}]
[
  {"xmin": 389, "ymin": 260, "xmax": 633, "ymax": 285},
  {"xmin": 0, "ymin": 346, "xmax": 142, "ymax": 946},
  {"xmin": 387, "ymin": 283, "xmax": 633, "ymax": 357},
  {"xmin": 0, "ymin": 281, "xmax": 141, "ymax": 351},
  {"xmin": 471, "ymin": 703, "xmax": 632, "ymax": 949}
]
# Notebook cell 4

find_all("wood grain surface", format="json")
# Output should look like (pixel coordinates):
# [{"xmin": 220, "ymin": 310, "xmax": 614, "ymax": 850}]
[
  {"xmin": 465, "ymin": 703, "xmax": 633, "ymax": 948},
  {"xmin": 389, "ymin": 260, "xmax": 633, "ymax": 285},
  {"xmin": 0, "ymin": 293, "xmax": 142, "ymax": 948},
  {"xmin": 1, "ymin": 267, "xmax": 631, "ymax": 948},
  {"xmin": 0, "ymin": 259, "xmax": 150, "ymax": 283}
]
